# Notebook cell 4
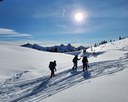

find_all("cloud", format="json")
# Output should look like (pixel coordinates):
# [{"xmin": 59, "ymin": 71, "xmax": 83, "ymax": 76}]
[
  {"xmin": 56, "ymin": 25, "xmax": 69, "ymax": 29},
  {"xmin": 0, "ymin": 28, "xmax": 32, "ymax": 38},
  {"xmin": 0, "ymin": 28, "xmax": 17, "ymax": 35},
  {"xmin": 62, "ymin": 9, "xmax": 66, "ymax": 17},
  {"xmin": 33, "ymin": 10, "xmax": 61, "ymax": 19}
]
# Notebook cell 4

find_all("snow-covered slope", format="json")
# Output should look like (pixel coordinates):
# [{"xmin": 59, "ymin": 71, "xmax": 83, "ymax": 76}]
[
  {"xmin": 0, "ymin": 44, "xmax": 73, "ymax": 81},
  {"xmin": 0, "ymin": 38, "xmax": 128, "ymax": 102},
  {"xmin": 88, "ymin": 38, "xmax": 128, "ymax": 62}
]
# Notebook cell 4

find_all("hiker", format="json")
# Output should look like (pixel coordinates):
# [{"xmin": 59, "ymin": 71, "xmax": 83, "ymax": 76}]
[
  {"xmin": 82, "ymin": 56, "xmax": 89, "ymax": 72},
  {"xmin": 49, "ymin": 60, "xmax": 57, "ymax": 78},
  {"xmin": 72, "ymin": 55, "xmax": 81, "ymax": 70}
]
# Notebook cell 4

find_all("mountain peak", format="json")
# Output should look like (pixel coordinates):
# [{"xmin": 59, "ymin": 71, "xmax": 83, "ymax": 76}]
[{"xmin": 21, "ymin": 43, "xmax": 87, "ymax": 53}]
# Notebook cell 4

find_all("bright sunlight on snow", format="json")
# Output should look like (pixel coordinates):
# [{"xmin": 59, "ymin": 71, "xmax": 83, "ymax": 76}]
[{"xmin": 0, "ymin": 38, "xmax": 128, "ymax": 102}]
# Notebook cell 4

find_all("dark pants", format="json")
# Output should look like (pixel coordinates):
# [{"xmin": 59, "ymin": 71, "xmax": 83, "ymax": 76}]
[
  {"xmin": 72, "ymin": 63, "xmax": 77, "ymax": 70},
  {"xmin": 83, "ymin": 63, "xmax": 88, "ymax": 71},
  {"xmin": 50, "ymin": 69, "xmax": 55, "ymax": 78}
]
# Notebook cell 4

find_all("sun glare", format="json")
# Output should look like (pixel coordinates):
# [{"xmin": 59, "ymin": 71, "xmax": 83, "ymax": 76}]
[{"xmin": 74, "ymin": 12, "xmax": 84, "ymax": 22}]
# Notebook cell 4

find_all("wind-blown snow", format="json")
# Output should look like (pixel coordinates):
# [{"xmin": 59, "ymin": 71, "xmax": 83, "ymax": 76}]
[{"xmin": 0, "ymin": 38, "xmax": 128, "ymax": 102}]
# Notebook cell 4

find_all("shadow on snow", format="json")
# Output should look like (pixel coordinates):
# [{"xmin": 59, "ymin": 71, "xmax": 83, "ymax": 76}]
[{"xmin": 10, "ymin": 58, "xmax": 126, "ymax": 102}]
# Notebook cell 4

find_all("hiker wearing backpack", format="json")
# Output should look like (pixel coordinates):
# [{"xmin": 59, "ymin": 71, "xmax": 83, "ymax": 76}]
[
  {"xmin": 82, "ymin": 56, "xmax": 89, "ymax": 72},
  {"xmin": 72, "ymin": 55, "xmax": 81, "ymax": 70},
  {"xmin": 49, "ymin": 60, "xmax": 57, "ymax": 78}
]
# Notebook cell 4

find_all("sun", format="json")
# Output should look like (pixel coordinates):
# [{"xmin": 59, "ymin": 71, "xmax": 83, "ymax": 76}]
[{"xmin": 74, "ymin": 12, "xmax": 84, "ymax": 22}]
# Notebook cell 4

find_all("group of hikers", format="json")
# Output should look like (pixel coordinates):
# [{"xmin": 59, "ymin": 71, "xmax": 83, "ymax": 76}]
[
  {"xmin": 72, "ymin": 55, "xmax": 89, "ymax": 71},
  {"xmin": 49, "ymin": 55, "xmax": 89, "ymax": 78}
]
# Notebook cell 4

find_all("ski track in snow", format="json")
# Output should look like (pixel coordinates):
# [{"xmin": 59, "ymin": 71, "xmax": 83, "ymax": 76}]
[{"xmin": 0, "ymin": 57, "xmax": 127, "ymax": 102}]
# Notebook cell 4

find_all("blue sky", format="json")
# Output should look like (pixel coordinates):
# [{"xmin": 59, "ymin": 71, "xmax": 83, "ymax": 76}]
[{"xmin": 0, "ymin": 0, "xmax": 128, "ymax": 45}]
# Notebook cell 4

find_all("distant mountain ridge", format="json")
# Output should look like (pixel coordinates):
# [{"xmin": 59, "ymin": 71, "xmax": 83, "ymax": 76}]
[{"xmin": 21, "ymin": 43, "xmax": 87, "ymax": 53}]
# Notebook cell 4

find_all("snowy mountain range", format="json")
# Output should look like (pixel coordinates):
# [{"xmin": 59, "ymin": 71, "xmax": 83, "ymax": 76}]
[
  {"xmin": 0, "ymin": 38, "xmax": 128, "ymax": 102},
  {"xmin": 21, "ymin": 43, "xmax": 87, "ymax": 53}
]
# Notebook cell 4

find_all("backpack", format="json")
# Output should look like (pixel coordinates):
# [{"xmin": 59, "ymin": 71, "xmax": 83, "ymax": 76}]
[
  {"xmin": 82, "ymin": 57, "xmax": 88, "ymax": 64},
  {"xmin": 72, "ymin": 56, "xmax": 77, "ymax": 63},
  {"xmin": 49, "ymin": 62, "xmax": 53, "ymax": 69}
]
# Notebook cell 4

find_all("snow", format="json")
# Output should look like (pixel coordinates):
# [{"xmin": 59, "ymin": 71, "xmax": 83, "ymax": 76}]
[
  {"xmin": 42, "ymin": 69, "xmax": 128, "ymax": 102},
  {"xmin": 0, "ymin": 44, "xmax": 73, "ymax": 81},
  {"xmin": 0, "ymin": 38, "xmax": 128, "ymax": 102}
]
